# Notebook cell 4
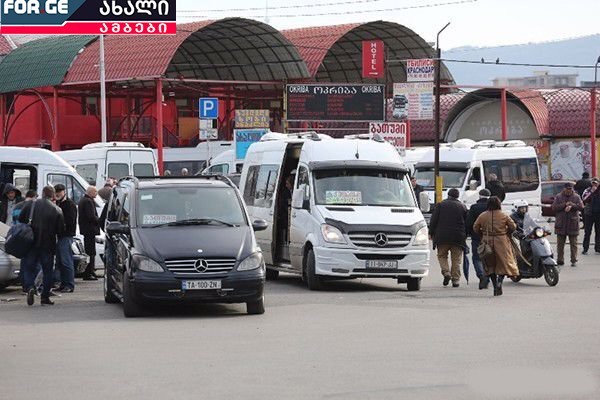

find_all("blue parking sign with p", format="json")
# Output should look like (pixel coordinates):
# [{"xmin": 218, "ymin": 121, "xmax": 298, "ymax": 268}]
[{"xmin": 199, "ymin": 98, "xmax": 219, "ymax": 119}]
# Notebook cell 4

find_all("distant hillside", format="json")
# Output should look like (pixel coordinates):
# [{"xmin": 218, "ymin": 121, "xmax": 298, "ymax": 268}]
[{"xmin": 444, "ymin": 34, "xmax": 600, "ymax": 86}]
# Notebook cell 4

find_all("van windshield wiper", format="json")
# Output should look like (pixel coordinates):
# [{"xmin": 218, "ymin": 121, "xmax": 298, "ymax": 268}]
[{"xmin": 149, "ymin": 218, "xmax": 237, "ymax": 228}]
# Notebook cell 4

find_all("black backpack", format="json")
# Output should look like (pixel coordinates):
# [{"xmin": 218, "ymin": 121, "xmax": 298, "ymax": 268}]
[{"xmin": 4, "ymin": 201, "xmax": 36, "ymax": 259}]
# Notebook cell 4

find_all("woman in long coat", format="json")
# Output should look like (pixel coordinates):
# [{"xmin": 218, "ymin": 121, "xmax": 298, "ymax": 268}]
[{"xmin": 473, "ymin": 196, "xmax": 519, "ymax": 296}]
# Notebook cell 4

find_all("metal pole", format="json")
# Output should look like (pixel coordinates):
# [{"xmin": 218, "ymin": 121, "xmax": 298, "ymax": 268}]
[
  {"xmin": 99, "ymin": 34, "xmax": 108, "ymax": 143},
  {"xmin": 501, "ymin": 88, "xmax": 508, "ymax": 141},
  {"xmin": 52, "ymin": 87, "xmax": 60, "ymax": 150},
  {"xmin": 434, "ymin": 22, "xmax": 450, "ymax": 204},
  {"xmin": 0, "ymin": 95, "xmax": 4, "ymax": 145},
  {"xmin": 156, "ymin": 79, "xmax": 164, "ymax": 175},
  {"xmin": 592, "ymin": 57, "xmax": 599, "ymax": 178}
]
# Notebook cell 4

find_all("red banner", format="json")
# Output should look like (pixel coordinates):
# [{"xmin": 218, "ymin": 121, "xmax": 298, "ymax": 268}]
[
  {"xmin": 0, "ymin": 22, "xmax": 176, "ymax": 35},
  {"xmin": 362, "ymin": 40, "xmax": 385, "ymax": 79}
]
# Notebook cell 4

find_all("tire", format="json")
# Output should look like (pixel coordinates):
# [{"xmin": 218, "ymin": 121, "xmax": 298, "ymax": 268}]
[
  {"xmin": 103, "ymin": 267, "xmax": 120, "ymax": 304},
  {"xmin": 544, "ymin": 266, "xmax": 559, "ymax": 287},
  {"xmin": 122, "ymin": 273, "xmax": 145, "ymax": 318},
  {"xmin": 304, "ymin": 249, "xmax": 322, "ymax": 291},
  {"xmin": 266, "ymin": 268, "xmax": 279, "ymax": 281},
  {"xmin": 510, "ymin": 276, "xmax": 522, "ymax": 283},
  {"xmin": 407, "ymin": 277, "xmax": 421, "ymax": 291},
  {"xmin": 246, "ymin": 296, "xmax": 265, "ymax": 315}
]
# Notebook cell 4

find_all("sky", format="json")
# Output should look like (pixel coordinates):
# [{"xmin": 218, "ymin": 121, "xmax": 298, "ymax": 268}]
[{"xmin": 176, "ymin": 0, "xmax": 600, "ymax": 49}]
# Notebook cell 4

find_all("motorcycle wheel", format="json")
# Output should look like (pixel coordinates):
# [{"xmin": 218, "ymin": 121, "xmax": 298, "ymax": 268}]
[
  {"xmin": 544, "ymin": 266, "xmax": 559, "ymax": 287},
  {"xmin": 510, "ymin": 276, "xmax": 522, "ymax": 283}
]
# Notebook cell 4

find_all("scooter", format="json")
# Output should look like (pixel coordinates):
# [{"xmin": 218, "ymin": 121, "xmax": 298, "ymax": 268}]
[{"xmin": 511, "ymin": 214, "xmax": 559, "ymax": 286}]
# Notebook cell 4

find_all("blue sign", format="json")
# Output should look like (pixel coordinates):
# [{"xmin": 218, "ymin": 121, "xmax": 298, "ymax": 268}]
[
  {"xmin": 235, "ymin": 129, "xmax": 268, "ymax": 160},
  {"xmin": 199, "ymin": 98, "xmax": 219, "ymax": 119}
]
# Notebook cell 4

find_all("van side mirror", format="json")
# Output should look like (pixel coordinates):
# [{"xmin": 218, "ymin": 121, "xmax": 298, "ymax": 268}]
[
  {"xmin": 106, "ymin": 221, "xmax": 129, "ymax": 235},
  {"xmin": 469, "ymin": 180, "xmax": 479, "ymax": 191},
  {"xmin": 419, "ymin": 192, "xmax": 430, "ymax": 213},
  {"xmin": 252, "ymin": 219, "xmax": 268, "ymax": 232},
  {"xmin": 293, "ymin": 184, "xmax": 311, "ymax": 210}
]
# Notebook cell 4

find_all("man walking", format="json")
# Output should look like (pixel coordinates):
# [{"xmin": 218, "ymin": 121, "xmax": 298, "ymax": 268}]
[
  {"xmin": 486, "ymin": 173, "xmax": 506, "ymax": 203},
  {"xmin": 429, "ymin": 188, "xmax": 467, "ymax": 287},
  {"xmin": 0, "ymin": 183, "xmax": 24, "ymax": 224},
  {"xmin": 552, "ymin": 182, "xmax": 584, "ymax": 267},
  {"xmin": 575, "ymin": 172, "xmax": 591, "ymax": 198},
  {"xmin": 19, "ymin": 186, "xmax": 64, "ymax": 306},
  {"xmin": 582, "ymin": 178, "xmax": 600, "ymax": 255},
  {"xmin": 79, "ymin": 186, "xmax": 100, "ymax": 281},
  {"xmin": 54, "ymin": 184, "xmax": 78, "ymax": 292},
  {"xmin": 466, "ymin": 189, "xmax": 491, "ymax": 289}
]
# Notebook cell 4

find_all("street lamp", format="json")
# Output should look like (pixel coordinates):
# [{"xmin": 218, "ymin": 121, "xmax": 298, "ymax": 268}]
[{"xmin": 434, "ymin": 22, "xmax": 450, "ymax": 204}]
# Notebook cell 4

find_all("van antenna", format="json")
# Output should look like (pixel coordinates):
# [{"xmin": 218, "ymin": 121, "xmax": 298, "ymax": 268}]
[{"xmin": 355, "ymin": 142, "xmax": 360, "ymax": 159}]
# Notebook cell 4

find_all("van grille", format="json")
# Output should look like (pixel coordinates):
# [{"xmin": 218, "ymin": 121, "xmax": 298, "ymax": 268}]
[
  {"xmin": 348, "ymin": 232, "xmax": 412, "ymax": 248},
  {"xmin": 164, "ymin": 258, "xmax": 236, "ymax": 276}
]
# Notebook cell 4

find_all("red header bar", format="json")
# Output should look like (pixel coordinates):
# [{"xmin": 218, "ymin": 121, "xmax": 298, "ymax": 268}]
[{"xmin": 0, "ymin": 22, "xmax": 176, "ymax": 35}]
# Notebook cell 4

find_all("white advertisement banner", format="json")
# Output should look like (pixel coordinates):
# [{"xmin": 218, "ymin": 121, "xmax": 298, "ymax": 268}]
[
  {"xmin": 406, "ymin": 59, "xmax": 435, "ymax": 82},
  {"xmin": 392, "ymin": 82, "xmax": 434, "ymax": 120}
]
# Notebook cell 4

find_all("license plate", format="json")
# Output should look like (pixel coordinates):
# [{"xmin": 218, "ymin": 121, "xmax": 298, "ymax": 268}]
[
  {"xmin": 366, "ymin": 260, "xmax": 398, "ymax": 269},
  {"xmin": 181, "ymin": 280, "xmax": 221, "ymax": 290}
]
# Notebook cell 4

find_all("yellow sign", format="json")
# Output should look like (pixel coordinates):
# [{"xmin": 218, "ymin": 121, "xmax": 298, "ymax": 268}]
[{"xmin": 235, "ymin": 109, "xmax": 270, "ymax": 129}]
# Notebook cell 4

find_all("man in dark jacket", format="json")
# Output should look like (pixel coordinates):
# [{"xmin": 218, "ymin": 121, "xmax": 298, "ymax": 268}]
[
  {"xmin": 429, "ymin": 188, "xmax": 467, "ymax": 287},
  {"xmin": 466, "ymin": 189, "xmax": 491, "ymax": 289},
  {"xmin": 19, "ymin": 186, "xmax": 64, "ymax": 306},
  {"xmin": 411, "ymin": 177, "xmax": 424, "ymax": 202},
  {"xmin": 54, "ymin": 184, "xmax": 78, "ymax": 292},
  {"xmin": 575, "ymin": 172, "xmax": 591, "ymax": 198},
  {"xmin": 0, "ymin": 183, "xmax": 24, "ymax": 224},
  {"xmin": 486, "ymin": 173, "xmax": 506, "ymax": 203},
  {"xmin": 79, "ymin": 186, "xmax": 100, "ymax": 280},
  {"xmin": 582, "ymin": 178, "xmax": 600, "ymax": 255},
  {"xmin": 552, "ymin": 182, "xmax": 584, "ymax": 267}
]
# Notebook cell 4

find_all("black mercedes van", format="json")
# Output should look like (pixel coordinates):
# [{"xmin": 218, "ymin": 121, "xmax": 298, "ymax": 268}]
[{"xmin": 103, "ymin": 176, "xmax": 267, "ymax": 317}]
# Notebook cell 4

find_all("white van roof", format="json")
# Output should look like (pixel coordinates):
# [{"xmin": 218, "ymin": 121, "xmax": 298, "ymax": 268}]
[
  {"xmin": 82, "ymin": 141, "xmax": 146, "ymax": 149},
  {"xmin": 260, "ymin": 131, "xmax": 332, "ymax": 142},
  {"xmin": 417, "ymin": 140, "xmax": 537, "ymax": 164},
  {"xmin": 301, "ymin": 137, "xmax": 403, "ymax": 165},
  {"xmin": 1, "ymin": 146, "xmax": 76, "ymax": 169}
]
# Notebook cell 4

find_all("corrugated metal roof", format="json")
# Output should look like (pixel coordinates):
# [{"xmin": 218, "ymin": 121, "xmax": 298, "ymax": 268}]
[
  {"xmin": 0, "ymin": 36, "xmax": 15, "ymax": 56},
  {"xmin": 0, "ymin": 35, "xmax": 94, "ymax": 93},
  {"xmin": 511, "ymin": 89, "xmax": 550, "ymax": 135},
  {"xmin": 544, "ymin": 88, "xmax": 599, "ymax": 137},
  {"xmin": 65, "ymin": 18, "xmax": 310, "ymax": 84}
]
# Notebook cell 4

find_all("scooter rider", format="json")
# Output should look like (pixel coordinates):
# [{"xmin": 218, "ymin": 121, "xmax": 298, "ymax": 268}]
[{"xmin": 511, "ymin": 200, "xmax": 529, "ymax": 239}]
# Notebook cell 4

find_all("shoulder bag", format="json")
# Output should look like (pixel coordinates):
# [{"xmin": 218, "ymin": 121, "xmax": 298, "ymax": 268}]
[
  {"xmin": 4, "ymin": 200, "xmax": 36, "ymax": 259},
  {"xmin": 477, "ymin": 210, "xmax": 494, "ymax": 258}
]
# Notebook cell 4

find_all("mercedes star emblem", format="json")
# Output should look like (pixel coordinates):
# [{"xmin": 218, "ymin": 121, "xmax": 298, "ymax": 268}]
[
  {"xmin": 194, "ymin": 259, "xmax": 209, "ymax": 273},
  {"xmin": 374, "ymin": 233, "xmax": 388, "ymax": 247}
]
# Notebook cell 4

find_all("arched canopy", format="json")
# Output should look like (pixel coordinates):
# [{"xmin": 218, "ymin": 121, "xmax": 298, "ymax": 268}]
[
  {"xmin": 0, "ymin": 35, "xmax": 95, "ymax": 93},
  {"xmin": 443, "ymin": 88, "xmax": 549, "ymax": 140},
  {"xmin": 64, "ymin": 18, "xmax": 310, "ymax": 85},
  {"xmin": 283, "ymin": 21, "xmax": 454, "ymax": 86}
]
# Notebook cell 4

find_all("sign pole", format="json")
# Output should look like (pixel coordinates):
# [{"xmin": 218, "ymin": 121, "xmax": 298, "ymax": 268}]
[{"xmin": 99, "ymin": 34, "xmax": 107, "ymax": 143}]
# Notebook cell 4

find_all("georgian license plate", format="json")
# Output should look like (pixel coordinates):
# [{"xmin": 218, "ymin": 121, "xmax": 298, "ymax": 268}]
[
  {"xmin": 181, "ymin": 280, "xmax": 222, "ymax": 290},
  {"xmin": 366, "ymin": 260, "xmax": 398, "ymax": 269}
]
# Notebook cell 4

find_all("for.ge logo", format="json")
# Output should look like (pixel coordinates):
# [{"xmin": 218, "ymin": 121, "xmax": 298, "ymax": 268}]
[{"xmin": 2, "ymin": 0, "xmax": 69, "ymax": 14}]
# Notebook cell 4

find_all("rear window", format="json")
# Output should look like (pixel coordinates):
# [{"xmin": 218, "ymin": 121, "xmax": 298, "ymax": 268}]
[
  {"xmin": 542, "ymin": 183, "xmax": 563, "ymax": 198},
  {"xmin": 133, "ymin": 163, "xmax": 155, "ymax": 177},
  {"xmin": 108, "ymin": 163, "xmax": 129, "ymax": 180}
]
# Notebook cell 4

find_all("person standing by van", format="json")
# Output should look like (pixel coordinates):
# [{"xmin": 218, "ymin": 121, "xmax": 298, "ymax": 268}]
[
  {"xmin": 98, "ymin": 179, "xmax": 114, "ymax": 202},
  {"xmin": 54, "ymin": 184, "xmax": 77, "ymax": 292},
  {"xmin": 486, "ymin": 173, "xmax": 506, "ymax": 203},
  {"xmin": 429, "ymin": 188, "xmax": 467, "ymax": 287},
  {"xmin": 473, "ymin": 196, "xmax": 519, "ymax": 296},
  {"xmin": 575, "ymin": 172, "xmax": 591, "ymax": 198},
  {"xmin": 552, "ymin": 183, "xmax": 584, "ymax": 267},
  {"xmin": 19, "ymin": 186, "xmax": 64, "ymax": 306},
  {"xmin": 582, "ymin": 178, "xmax": 600, "ymax": 255},
  {"xmin": 79, "ymin": 186, "xmax": 100, "ymax": 280},
  {"xmin": 466, "ymin": 189, "xmax": 491, "ymax": 290},
  {"xmin": 0, "ymin": 183, "xmax": 24, "ymax": 224}
]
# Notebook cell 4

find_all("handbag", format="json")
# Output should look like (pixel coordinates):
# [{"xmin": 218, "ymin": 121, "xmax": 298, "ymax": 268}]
[
  {"xmin": 477, "ymin": 210, "xmax": 494, "ymax": 258},
  {"xmin": 4, "ymin": 200, "xmax": 36, "ymax": 259}
]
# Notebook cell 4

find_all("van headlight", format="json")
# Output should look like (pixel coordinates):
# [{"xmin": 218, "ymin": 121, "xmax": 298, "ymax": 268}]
[
  {"xmin": 133, "ymin": 255, "xmax": 164, "ymax": 273},
  {"xmin": 238, "ymin": 252, "xmax": 264, "ymax": 271},
  {"xmin": 414, "ymin": 226, "xmax": 429, "ymax": 246},
  {"xmin": 321, "ymin": 224, "xmax": 346, "ymax": 244},
  {"xmin": 534, "ymin": 227, "xmax": 544, "ymax": 238}
]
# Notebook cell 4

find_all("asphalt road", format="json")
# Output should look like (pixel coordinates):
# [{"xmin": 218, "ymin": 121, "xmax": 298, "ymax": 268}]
[{"xmin": 1, "ymin": 249, "xmax": 599, "ymax": 400}]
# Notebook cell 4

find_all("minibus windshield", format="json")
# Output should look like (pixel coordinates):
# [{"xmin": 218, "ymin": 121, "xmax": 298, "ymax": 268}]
[
  {"xmin": 313, "ymin": 168, "xmax": 416, "ymax": 207},
  {"xmin": 414, "ymin": 167, "xmax": 468, "ymax": 189}
]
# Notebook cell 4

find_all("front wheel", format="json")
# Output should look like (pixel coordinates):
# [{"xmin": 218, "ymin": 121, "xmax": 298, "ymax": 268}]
[
  {"xmin": 510, "ymin": 276, "xmax": 522, "ymax": 283},
  {"xmin": 544, "ymin": 266, "xmax": 559, "ymax": 287},
  {"xmin": 266, "ymin": 268, "xmax": 279, "ymax": 281},
  {"xmin": 246, "ymin": 296, "xmax": 265, "ymax": 315},
  {"xmin": 122, "ymin": 273, "xmax": 145, "ymax": 318},
  {"xmin": 304, "ymin": 249, "xmax": 323, "ymax": 291},
  {"xmin": 407, "ymin": 277, "xmax": 421, "ymax": 291}
]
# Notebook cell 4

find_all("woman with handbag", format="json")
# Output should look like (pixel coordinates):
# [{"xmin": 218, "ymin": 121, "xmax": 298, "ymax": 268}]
[{"xmin": 473, "ymin": 196, "xmax": 519, "ymax": 296}]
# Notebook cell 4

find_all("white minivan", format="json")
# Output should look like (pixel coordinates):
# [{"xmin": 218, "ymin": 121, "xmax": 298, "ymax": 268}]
[
  {"xmin": 414, "ymin": 139, "xmax": 542, "ymax": 219},
  {"xmin": 159, "ymin": 141, "xmax": 233, "ymax": 176},
  {"xmin": 58, "ymin": 142, "xmax": 158, "ymax": 185},
  {"xmin": 0, "ymin": 147, "xmax": 106, "ymax": 264},
  {"xmin": 240, "ymin": 132, "xmax": 430, "ymax": 291},
  {"xmin": 201, "ymin": 149, "xmax": 244, "ymax": 175}
]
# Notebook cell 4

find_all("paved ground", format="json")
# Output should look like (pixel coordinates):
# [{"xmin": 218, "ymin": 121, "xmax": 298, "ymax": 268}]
[{"xmin": 1, "ymin": 248, "xmax": 599, "ymax": 400}]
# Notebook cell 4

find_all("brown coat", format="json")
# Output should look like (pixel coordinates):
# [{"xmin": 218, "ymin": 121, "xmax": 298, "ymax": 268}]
[
  {"xmin": 552, "ymin": 190, "xmax": 583, "ymax": 236},
  {"xmin": 473, "ymin": 210, "xmax": 519, "ymax": 277}
]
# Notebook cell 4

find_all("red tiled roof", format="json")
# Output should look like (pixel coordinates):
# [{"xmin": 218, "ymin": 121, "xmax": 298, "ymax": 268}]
[
  {"xmin": 65, "ymin": 21, "xmax": 212, "ymax": 84},
  {"xmin": 510, "ymin": 89, "xmax": 549, "ymax": 135},
  {"xmin": 282, "ymin": 24, "xmax": 361, "ymax": 77},
  {"xmin": 544, "ymin": 89, "xmax": 599, "ymax": 138},
  {"xmin": 0, "ymin": 35, "xmax": 15, "ymax": 56}
]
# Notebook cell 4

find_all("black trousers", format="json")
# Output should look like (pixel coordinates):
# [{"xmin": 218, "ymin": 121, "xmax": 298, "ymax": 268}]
[
  {"xmin": 582, "ymin": 213, "xmax": 600, "ymax": 252},
  {"xmin": 83, "ymin": 234, "xmax": 96, "ymax": 274}
]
